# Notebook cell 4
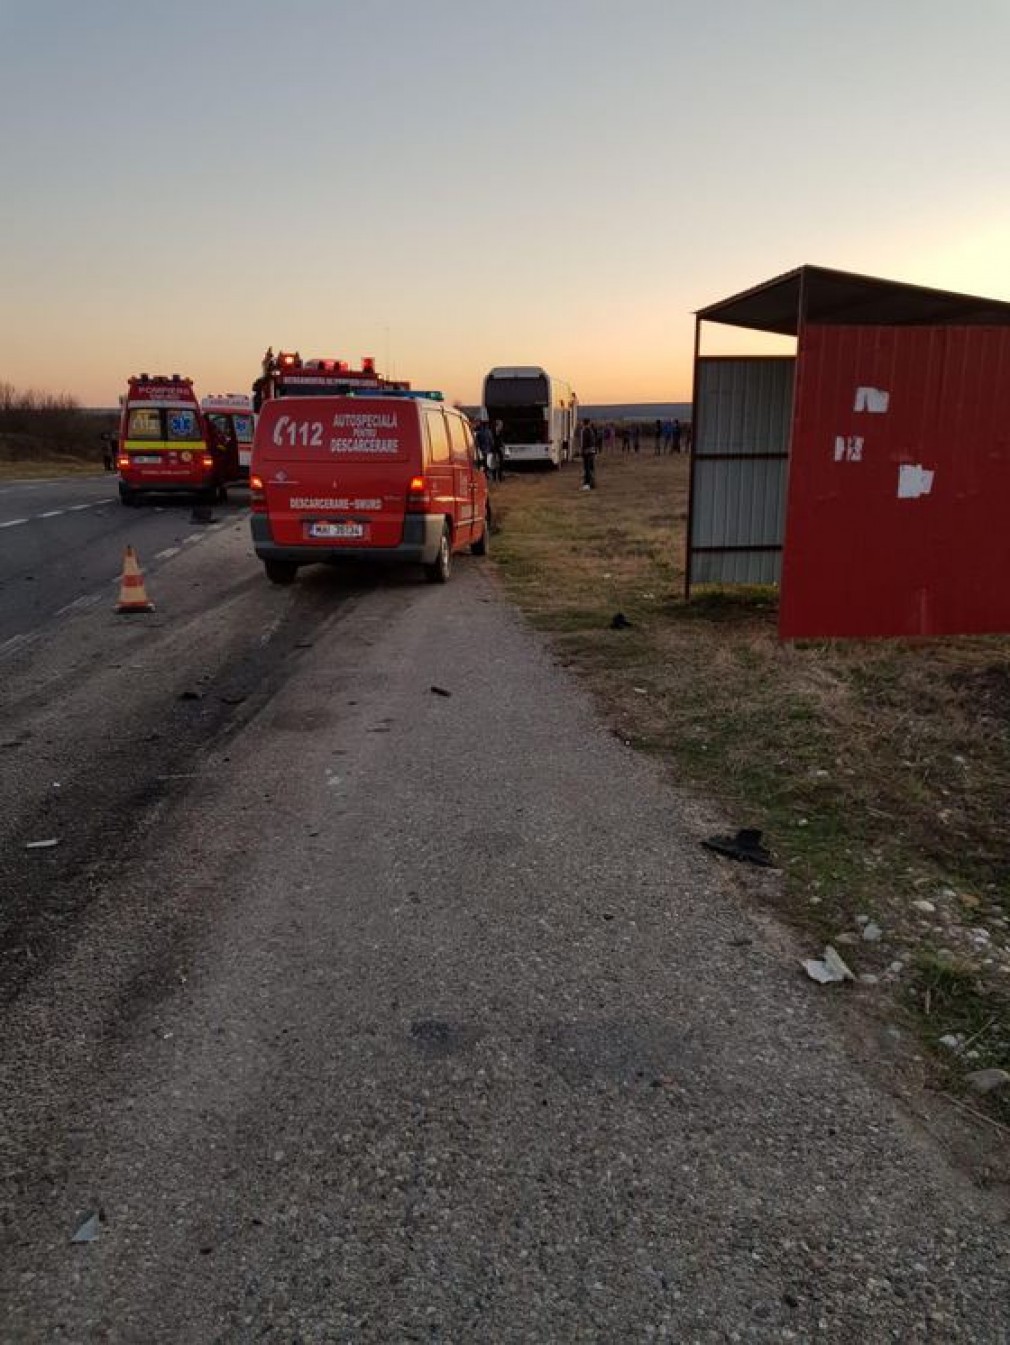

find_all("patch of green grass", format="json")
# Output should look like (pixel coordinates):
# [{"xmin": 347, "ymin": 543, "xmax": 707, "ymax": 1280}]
[{"xmin": 906, "ymin": 952, "xmax": 1010, "ymax": 1124}]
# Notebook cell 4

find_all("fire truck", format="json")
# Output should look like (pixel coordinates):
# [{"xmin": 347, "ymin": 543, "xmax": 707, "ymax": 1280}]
[
  {"xmin": 252, "ymin": 350, "xmax": 411, "ymax": 408},
  {"xmin": 201, "ymin": 393, "xmax": 255, "ymax": 481},
  {"xmin": 117, "ymin": 374, "xmax": 227, "ymax": 506}
]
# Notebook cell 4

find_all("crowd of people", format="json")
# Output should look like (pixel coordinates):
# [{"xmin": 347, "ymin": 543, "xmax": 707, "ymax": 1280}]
[
  {"xmin": 468, "ymin": 415, "xmax": 691, "ymax": 493},
  {"xmin": 576, "ymin": 416, "xmax": 691, "ymax": 490}
]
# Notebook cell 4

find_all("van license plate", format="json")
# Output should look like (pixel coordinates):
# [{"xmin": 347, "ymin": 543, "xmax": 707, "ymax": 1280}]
[
  {"xmin": 133, "ymin": 455, "xmax": 161, "ymax": 464},
  {"xmin": 306, "ymin": 521, "xmax": 364, "ymax": 539}
]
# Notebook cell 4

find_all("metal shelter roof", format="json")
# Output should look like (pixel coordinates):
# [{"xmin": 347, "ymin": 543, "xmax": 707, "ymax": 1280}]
[{"xmin": 695, "ymin": 265, "xmax": 1010, "ymax": 336}]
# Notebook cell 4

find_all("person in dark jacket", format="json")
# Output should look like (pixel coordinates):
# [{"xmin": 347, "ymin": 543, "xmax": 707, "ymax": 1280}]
[
  {"xmin": 580, "ymin": 420, "xmax": 598, "ymax": 490},
  {"xmin": 475, "ymin": 420, "xmax": 493, "ymax": 473}
]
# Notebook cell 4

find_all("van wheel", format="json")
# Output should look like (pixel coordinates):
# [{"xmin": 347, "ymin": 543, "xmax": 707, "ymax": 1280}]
[
  {"xmin": 119, "ymin": 485, "xmax": 136, "ymax": 507},
  {"xmin": 471, "ymin": 509, "xmax": 491, "ymax": 556},
  {"xmin": 216, "ymin": 485, "xmax": 229, "ymax": 505},
  {"xmin": 264, "ymin": 560, "xmax": 297, "ymax": 585},
  {"xmin": 425, "ymin": 523, "xmax": 452, "ymax": 583}
]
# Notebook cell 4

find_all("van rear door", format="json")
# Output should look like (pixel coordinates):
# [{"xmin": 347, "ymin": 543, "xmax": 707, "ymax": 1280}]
[
  {"xmin": 253, "ymin": 397, "xmax": 416, "ymax": 549},
  {"xmin": 446, "ymin": 410, "xmax": 478, "ymax": 543}
]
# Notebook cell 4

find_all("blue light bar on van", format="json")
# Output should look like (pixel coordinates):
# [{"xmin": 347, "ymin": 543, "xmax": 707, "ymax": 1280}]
[{"xmin": 344, "ymin": 388, "xmax": 444, "ymax": 401}]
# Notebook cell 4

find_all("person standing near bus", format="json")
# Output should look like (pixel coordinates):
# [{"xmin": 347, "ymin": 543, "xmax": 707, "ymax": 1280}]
[
  {"xmin": 491, "ymin": 419, "xmax": 505, "ymax": 482},
  {"xmin": 475, "ymin": 420, "xmax": 493, "ymax": 474},
  {"xmin": 580, "ymin": 419, "xmax": 598, "ymax": 491}
]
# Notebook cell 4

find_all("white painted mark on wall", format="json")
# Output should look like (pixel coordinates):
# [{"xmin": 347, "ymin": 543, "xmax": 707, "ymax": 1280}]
[
  {"xmin": 897, "ymin": 464, "xmax": 935, "ymax": 499},
  {"xmin": 854, "ymin": 386, "xmax": 890, "ymax": 413},
  {"xmin": 834, "ymin": 435, "xmax": 864, "ymax": 463}
]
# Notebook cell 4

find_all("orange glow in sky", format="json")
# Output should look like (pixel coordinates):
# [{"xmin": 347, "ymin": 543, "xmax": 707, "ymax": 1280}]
[{"xmin": 2, "ymin": 1, "xmax": 1009, "ymax": 408}]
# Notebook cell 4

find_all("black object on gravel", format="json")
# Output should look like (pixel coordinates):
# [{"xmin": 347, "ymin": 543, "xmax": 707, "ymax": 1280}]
[{"xmin": 702, "ymin": 828, "xmax": 773, "ymax": 867}]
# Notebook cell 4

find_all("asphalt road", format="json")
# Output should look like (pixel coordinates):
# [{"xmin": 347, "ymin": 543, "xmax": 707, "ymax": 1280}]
[
  {"xmin": 0, "ymin": 472, "xmax": 250, "ymax": 651},
  {"xmin": 1, "ymin": 497, "xmax": 1007, "ymax": 1342}
]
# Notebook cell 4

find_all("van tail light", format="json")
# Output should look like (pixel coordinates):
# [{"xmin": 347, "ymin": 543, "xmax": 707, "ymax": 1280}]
[
  {"xmin": 249, "ymin": 473, "xmax": 267, "ymax": 513},
  {"xmin": 201, "ymin": 453, "xmax": 215, "ymax": 470},
  {"xmin": 406, "ymin": 475, "xmax": 432, "ymax": 510},
  {"xmin": 116, "ymin": 455, "xmax": 129, "ymax": 470}
]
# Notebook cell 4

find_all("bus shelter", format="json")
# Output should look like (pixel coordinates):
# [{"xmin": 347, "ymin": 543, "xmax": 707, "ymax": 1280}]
[{"xmin": 686, "ymin": 265, "xmax": 1010, "ymax": 638}]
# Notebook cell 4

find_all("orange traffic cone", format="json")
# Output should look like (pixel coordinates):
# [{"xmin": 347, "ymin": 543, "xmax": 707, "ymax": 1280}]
[{"xmin": 116, "ymin": 545, "xmax": 155, "ymax": 613}]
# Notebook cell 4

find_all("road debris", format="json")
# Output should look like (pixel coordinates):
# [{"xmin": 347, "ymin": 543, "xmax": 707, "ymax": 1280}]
[
  {"xmin": 25, "ymin": 838, "xmax": 59, "ymax": 850},
  {"xmin": 71, "ymin": 1212, "xmax": 100, "ymax": 1244},
  {"xmin": 702, "ymin": 828, "xmax": 773, "ymax": 867},
  {"xmin": 965, "ymin": 1068, "xmax": 1010, "ymax": 1095},
  {"xmin": 610, "ymin": 612, "xmax": 632, "ymax": 630},
  {"xmin": 802, "ymin": 945, "xmax": 855, "ymax": 985},
  {"xmin": 862, "ymin": 921, "xmax": 883, "ymax": 942},
  {"xmin": 939, "ymin": 1033, "xmax": 965, "ymax": 1053},
  {"xmin": 430, "ymin": 685, "xmax": 452, "ymax": 697}
]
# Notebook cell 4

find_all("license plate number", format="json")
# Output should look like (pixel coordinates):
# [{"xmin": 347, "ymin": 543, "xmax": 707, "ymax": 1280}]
[{"xmin": 306, "ymin": 521, "xmax": 364, "ymax": 539}]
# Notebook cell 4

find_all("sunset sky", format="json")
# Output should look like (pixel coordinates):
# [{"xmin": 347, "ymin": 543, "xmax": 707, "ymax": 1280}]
[{"xmin": 2, "ymin": 0, "xmax": 1009, "ymax": 408}]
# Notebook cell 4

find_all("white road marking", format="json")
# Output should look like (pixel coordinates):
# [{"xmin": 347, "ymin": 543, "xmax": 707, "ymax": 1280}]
[
  {"xmin": 154, "ymin": 546, "xmax": 181, "ymax": 561},
  {"xmin": 1, "ymin": 498, "xmax": 113, "ymax": 526},
  {"xmin": 182, "ymin": 534, "xmax": 203, "ymax": 545},
  {"xmin": 56, "ymin": 593, "xmax": 103, "ymax": 616},
  {"xmin": 0, "ymin": 631, "xmax": 40, "ymax": 659}
]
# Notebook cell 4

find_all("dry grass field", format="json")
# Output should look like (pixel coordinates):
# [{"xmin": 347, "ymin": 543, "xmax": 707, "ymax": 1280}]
[
  {"xmin": 0, "ymin": 390, "xmax": 115, "ymax": 478},
  {"xmin": 491, "ymin": 451, "xmax": 1010, "ymax": 1131}
]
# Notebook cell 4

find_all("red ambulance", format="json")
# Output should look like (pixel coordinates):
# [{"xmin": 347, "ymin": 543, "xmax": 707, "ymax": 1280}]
[
  {"xmin": 201, "ymin": 393, "xmax": 255, "ymax": 481},
  {"xmin": 117, "ymin": 374, "xmax": 226, "ymax": 506},
  {"xmin": 249, "ymin": 390, "xmax": 490, "ymax": 584}
]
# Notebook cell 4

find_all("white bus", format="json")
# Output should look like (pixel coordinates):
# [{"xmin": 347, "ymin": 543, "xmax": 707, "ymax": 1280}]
[{"xmin": 482, "ymin": 366, "xmax": 579, "ymax": 468}]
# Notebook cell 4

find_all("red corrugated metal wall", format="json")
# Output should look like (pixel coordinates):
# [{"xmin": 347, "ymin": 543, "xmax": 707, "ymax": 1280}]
[{"xmin": 780, "ymin": 324, "xmax": 1010, "ymax": 638}]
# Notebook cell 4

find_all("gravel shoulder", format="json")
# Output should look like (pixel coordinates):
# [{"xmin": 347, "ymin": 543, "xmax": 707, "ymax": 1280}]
[{"xmin": 2, "ymin": 548, "xmax": 1008, "ymax": 1342}]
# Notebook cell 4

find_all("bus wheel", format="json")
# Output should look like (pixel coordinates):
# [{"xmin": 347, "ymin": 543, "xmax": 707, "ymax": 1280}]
[
  {"xmin": 471, "ymin": 509, "xmax": 491, "ymax": 556},
  {"xmin": 264, "ymin": 560, "xmax": 297, "ymax": 585},
  {"xmin": 425, "ymin": 523, "xmax": 452, "ymax": 583}
]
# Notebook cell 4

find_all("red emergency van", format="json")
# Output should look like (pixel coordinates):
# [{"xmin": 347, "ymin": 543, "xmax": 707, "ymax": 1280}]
[
  {"xmin": 117, "ymin": 374, "xmax": 225, "ymax": 506},
  {"xmin": 249, "ymin": 393, "xmax": 490, "ymax": 584}
]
